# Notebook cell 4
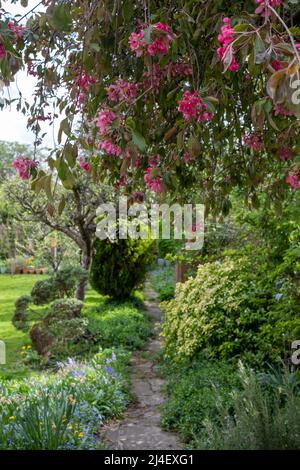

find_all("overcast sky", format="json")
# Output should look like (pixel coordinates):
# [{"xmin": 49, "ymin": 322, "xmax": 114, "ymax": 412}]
[{"xmin": 0, "ymin": 1, "xmax": 52, "ymax": 146}]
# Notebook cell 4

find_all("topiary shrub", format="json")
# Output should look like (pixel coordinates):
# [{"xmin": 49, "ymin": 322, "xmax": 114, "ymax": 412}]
[
  {"xmin": 44, "ymin": 298, "xmax": 83, "ymax": 324},
  {"xmin": 90, "ymin": 237, "xmax": 154, "ymax": 300},
  {"xmin": 30, "ymin": 298, "xmax": 85, "ymax": 358},
  {"xmin": 31, "ymin": 279, "xmax": 57, "ymax": 305},
  {"xmin": 31, "ymin": 267, "xmax": 88, "ymax": 305},
  {"xmin": 12, "ymin": 295, "xmax": 32, "ymax": 330}
]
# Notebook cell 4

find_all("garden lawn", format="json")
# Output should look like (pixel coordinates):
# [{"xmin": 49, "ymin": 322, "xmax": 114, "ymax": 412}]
[{"xmin": 0, "ymin": 274, "xmax": 45, "ymax": 379}]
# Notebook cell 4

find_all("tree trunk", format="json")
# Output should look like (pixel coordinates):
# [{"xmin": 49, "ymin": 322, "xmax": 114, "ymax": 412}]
[
  {"xmin": 76, "ymin": 251, "xmax": 91, "ymax": 301},
  {"xmin": 175, "ymin": 262, "xmax": 187, "ymax": 283}
]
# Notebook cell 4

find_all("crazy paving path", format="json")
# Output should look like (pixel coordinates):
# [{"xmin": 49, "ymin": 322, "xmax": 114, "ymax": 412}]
[{"xmin": 102, "ymin": 283, "xmax": 181, "ymax": 450}]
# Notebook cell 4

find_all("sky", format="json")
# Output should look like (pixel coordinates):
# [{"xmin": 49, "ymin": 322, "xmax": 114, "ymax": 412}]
[{"xmin": 0, "ymin": 1, "xmax": 52, "ymax": 146}]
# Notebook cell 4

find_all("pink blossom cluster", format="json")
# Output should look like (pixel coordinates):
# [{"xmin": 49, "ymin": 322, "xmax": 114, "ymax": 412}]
[
  {"xmin": 129, "ymin": 22, "xmax": 173, "ymax": 57},
  {"xmin": 244, "ymin": 132, "xmax": 263, "ymax": 151},
  {"xmin": 144, "ymin": 155, "xmax": 163, "ymax": 193},
  {"xmin": 286, "ymin": 173, "xmax": 300, "ymax": 190},
  {"xmin": 183, "ymin": 151, "xmax": 195, "ymax": 164},
  {"xmin": 0, "ymin": 44, "xmax": 5, "ymax": 59},
  {"xmin": 8, "ymin": 20, "xmax": 25, "ymax": 39},
  {"xmin": 279, "ymin": 146, "xmax": 296, "ymax": 161},
  {"xmin": 255, "ymin": 0, "xmax": 281, "ymax": 17},
  {"xmin": 274, "ymin": 104, "xmax": 293, "ymax": 117},
  {"xmin": 115, "ymin": 176, "xmax": 127, "ymax": 188},
  {"xmin": 79, "ymin": 156, "xmax": 91, "ymax": 172},
  {"xmin": 106, "ymin": 79, "xmax": 138, "ymax": 103},
  {"xmin": 95, "ymin": 109, "xmax": 118, "ymax": 136},
  {"xmin": 217, "ymin": 18, "xmax": 239, "ymax": 72},
  {"xmin": 98, "ymin": 139, "xmax": 121, "ymax": 156},
  {"xmin": 27, "ymin": 61, "xmax": 38, "ymax": 77},
  {"xmin": 271, "ymin": 59, "xmax": 283, "ymax": 71},
  {"xmin": 13, "ymin": 155, "xmax": 38, "ymax": 180},
  {"xmin": 36, "ymin": 112, "xmax": 51, "ymax": 121},
  {"xmin": 74, "ymin": 72, "xmax": 95, "ymax": 104},
  {"xmin": 75, "ymin": 72, "xmax": 95, "ymax": 91},
  {"xmin": 178, "ymin": 90, "xmax": 213, "ymax": 123}
]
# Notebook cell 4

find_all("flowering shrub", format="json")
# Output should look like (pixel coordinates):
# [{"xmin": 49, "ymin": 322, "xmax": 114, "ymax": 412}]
[{"xmin": 0, "ymin": 349, "xmax": 130, "ymax": 450}]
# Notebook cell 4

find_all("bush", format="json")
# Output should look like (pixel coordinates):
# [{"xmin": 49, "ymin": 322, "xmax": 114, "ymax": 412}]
[
  {"xmin": 12, "ymin": 295, "xmax": 32, "ymax": 331},
  {"xmin": 197, "ymin": 363, "xmax": 300, "ymax": 450},
  {"xmin": 31, "ymin": 267, "xmax": 88, "ymax": 305},
  {"xmin": 90, "ymin": 237, "xmax": 154, "ymax": 300},
  {"xmin": 30, "ymin": 298, "xmax": 85, "ymax": 358},
  {"xmin": 162, "ymin": 252, "xmax": 300, "ymax": 364},
  {"xmin": 44, "ymin": 298, "xmax": 83, "ymax": 323},
  {"xmin": 87, "ymin": 300, "xmax": 151, "ymax": 350},
  {"xmin": 0, "ymin": 349, "xmax": 130, "ymax": 449},
  {"xmin": 160, "ymin": 358, "xmax": 239, "ymax": 445}
]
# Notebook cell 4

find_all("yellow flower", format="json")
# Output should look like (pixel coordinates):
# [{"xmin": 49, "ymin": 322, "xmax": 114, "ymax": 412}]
[
  {"xmin": 27, "ymin": 345, "xmax": 32, "ymax": 349},
  {"xmin": 9, "ymin": 416, "xmax": 14, "ymax": 421},
  {"xmin": 21, "ymin": 346, "xmax": 26, "ymax": 350},
  {"xmin": 78, "ymin": 432, "xmax": 84, "ymax": 438}
]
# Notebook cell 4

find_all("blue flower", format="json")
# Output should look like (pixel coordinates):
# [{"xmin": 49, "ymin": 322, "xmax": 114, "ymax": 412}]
[{"xmin": 103, "ymin": 365, "xmax": 117, "ymax": 377}]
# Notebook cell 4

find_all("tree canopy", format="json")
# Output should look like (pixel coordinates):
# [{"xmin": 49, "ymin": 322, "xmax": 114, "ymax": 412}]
[{"xmin": 1, "ymin": 0, "xmax": 300, "ymax": 214}]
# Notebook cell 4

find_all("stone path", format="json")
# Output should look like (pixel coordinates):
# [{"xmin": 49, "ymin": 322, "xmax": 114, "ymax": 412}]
[{"xmin": 102, "ymin": 284, "xmax": 181, "ymax": 450}]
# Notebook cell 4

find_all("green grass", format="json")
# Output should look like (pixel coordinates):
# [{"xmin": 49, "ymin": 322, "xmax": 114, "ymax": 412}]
[{"xmin": 0, "ymin": 274, "xmax": 45, "ymax": 379}]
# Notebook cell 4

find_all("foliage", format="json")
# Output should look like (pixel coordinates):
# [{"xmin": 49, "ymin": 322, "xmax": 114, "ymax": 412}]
[
  {"xmin": 162, "ymin": 248, "xmax": 300, "ymax": 364},
  {"xmin": 90, "ymin": 237, "xmax": 154, "ymax": 300},
  {"xmin": 197, "ymin": 363, "xmax": 300, "ymax": 450},
  {"xmin": 2, "ymin": 1, "xmax": 300, "ymax": 211},
  {"xmin": 160, "ymin": 358, "xmax": 239, "ymax": 445},
  {"xmin": 31, "ymin": 267, "xmax": 88, "ymax": 305},
  {"xmin": 0, "ymin": 349, "xmax": 130, "ymax": 450},
  {"xmin": 149, "ymin": 265, "xmax": 175, "ymax": 301},
  {"xmin": 30, "ymin": 298, "xmax": 85, "ymax": 358},
  {"xmin": 86, "ymin": 300, "xmax": 152, "ymax": 351},
  {"xmin": 12, "ymin": 295, "xmax": 32, "ymax": 331}
]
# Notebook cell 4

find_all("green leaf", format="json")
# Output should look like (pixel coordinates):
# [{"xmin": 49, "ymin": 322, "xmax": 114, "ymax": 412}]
[
  {"xmin": 131, "ymin": 129, "xmax": 146, "ymax": 152},
  {"xmin": 50, "ymin": 5, "xmax": 72, "ymax": 32}
]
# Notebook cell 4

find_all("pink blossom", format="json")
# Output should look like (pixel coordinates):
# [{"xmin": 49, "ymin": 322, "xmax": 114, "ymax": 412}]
[
  {"xmin": 244, "ymin": 132, "xmax": 263, "ymax": 151},
  {"xmin": 255, "ymin": 0, "xmax": 281, "ymax": 17},
  {"xmin": 36, "ymin": 112, "xmax": 51, "ymax": 121},
  {"xmin": 75, "ymin": 72, "xmax": 95, "ymax": 91},
  {"xmin": 295, "ymin": 44, "xmax": 300, "ymax": 51},
  {"xmin": 217, "ymin": 18, "xmax": 239, "ymax": 72},
  {"xmin": 279, "ymin": 146, "xmax": 296, "ymax": 161},
  {"xmin": 106, "ymin": 79, "xmax": 138, "ymax": 103},
  {"xmin": 79, "ymin": 157, "xmax": 91, "ymax": 173},
  {"xmin": 274, "ymin": 104, "xmax": 294, "ymax": 117},
  {"xmin": 144, "ymin": 166, "xmax": 163, "ymax": 193},
  {"xmin": 8, "ymin": 21, "xmax": 25, "ymax": 39},
  {"xmin": 178, "ymin": 90, "xmax": 213, "ymax": 123},
  {"xmin": 95, "ymin": 109, "xmax": 117, "ymax": 136},
  {"xmin": 271, "ymin": 59, "xmax": 283, "ymax": 71},
  {"xmin": 128, "ymin": 22, "xmax": 173, "ymax": 58},
  {"xmin": 286, "ymin": 174, "xmax": 300, "ymax": 190},
  {"xmin": 27, "ymin": 61, "xmax": 37, "ymax": 76},
  {"xmin": 13, "ymin": 155, "xmax": 38, "ymax": 180},
  {"xmin": 0, "ymin": 44, "xmax": 5, "ymax": 59},
  {"xmin": 115, "ymin": 176, "xmax": 127, "ymax": 188},
  {"xmin": 98, "ymin": 139, "xmax": 121, "ymax": 156}
]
